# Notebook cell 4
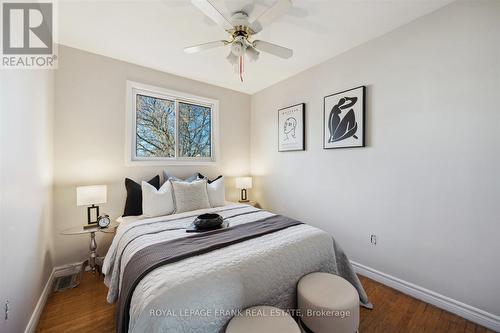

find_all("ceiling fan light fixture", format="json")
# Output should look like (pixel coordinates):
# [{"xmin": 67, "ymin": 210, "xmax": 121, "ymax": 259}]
[
  {"xmin": 226, "ymin": 51, "xmax": 239, "ymax": 66},
  {"xmin": 231, "ymin": 41, "xmax": 244, "ymax": 56},
  {"xmin": 246, "ymin": 46, "xmax": 259, "ymax": 62}
]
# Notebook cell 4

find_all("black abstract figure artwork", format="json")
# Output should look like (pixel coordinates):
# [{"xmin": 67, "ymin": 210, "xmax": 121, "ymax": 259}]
[
  {"xmin": 328, "ymin": 96, "xmax": 358, "ymax": 143},
  {"xmin": 278, "ymin": 103, "xmax": 305, "ymax": 152},
  {"xmin": 324, "ymin": 86, "xmax": 365, "ymax": 149}
]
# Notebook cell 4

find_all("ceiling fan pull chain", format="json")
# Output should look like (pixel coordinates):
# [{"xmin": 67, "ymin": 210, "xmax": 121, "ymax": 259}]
[{"xmin": 239, "ymin": 55, "xmax": 244, "ymax": 82}]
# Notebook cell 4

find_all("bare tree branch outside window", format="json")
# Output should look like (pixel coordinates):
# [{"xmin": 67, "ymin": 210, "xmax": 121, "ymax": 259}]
[
  {"xmin": 136, "ymin": 94, "xmax": 176, "ymax": 157},
  {"xmin": 178, "ymin": 102, "xmax": 211, "ymax": 158}
]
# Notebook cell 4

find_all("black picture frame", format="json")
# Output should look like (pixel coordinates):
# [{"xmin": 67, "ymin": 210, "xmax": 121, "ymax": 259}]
[
  {"xmin": 278, "ymin": 103, "xmax": 306, "ymax": 152},
  {"xmin": 323, "ymin": 86, "xmax": 366, "ymax": 150}
]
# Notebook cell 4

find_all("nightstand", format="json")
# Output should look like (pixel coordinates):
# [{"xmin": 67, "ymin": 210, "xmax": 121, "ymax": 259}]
[
  {"xmin": 240, "ymin": 201, "xmax": 260, "ymax": 208},
  {"xmin": 61, "ymin": 222, "xmax": 118, "ymax": 274}
]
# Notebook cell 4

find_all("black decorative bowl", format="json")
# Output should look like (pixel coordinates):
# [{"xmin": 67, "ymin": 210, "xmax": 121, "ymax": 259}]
[{"xmin": 193, "ymin": 213, "xmax": 224, "ymax": 230}]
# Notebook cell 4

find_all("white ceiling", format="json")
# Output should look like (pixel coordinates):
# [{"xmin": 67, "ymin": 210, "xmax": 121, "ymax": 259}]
[{"xmin": 58, "ymin": 0, "xmax": 452, "ymax": 94}]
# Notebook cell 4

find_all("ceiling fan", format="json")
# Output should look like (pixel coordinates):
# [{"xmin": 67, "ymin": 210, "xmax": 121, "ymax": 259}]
[{"xmin": 184, "ymin": 0, "xmax": 294, "ymax": 82}]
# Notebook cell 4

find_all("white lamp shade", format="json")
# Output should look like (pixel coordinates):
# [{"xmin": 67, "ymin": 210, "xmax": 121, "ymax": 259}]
[
  {"xmin": 76, "ymin": 185, "xmax": 107, "ymax": 206},
  {"xmin": 235, "ymin": 177, "xmax": 252, "ymax": 189}
]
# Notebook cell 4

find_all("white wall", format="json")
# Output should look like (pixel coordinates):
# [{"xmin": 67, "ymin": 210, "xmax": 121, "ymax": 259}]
[
  {"xmin": 53, "ymin": 46, "xmax": 251, "ymax": 266},
  {"xmin": 0, "ymin": 70, "xmax": 55, "ymax": 333},
  {"xmin": 251, "ymin": 0, "xmax": 500, "ymax": 318}
]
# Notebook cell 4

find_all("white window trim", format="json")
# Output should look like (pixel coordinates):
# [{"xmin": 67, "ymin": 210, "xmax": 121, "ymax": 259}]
[{"xmin": 125, "ymin": 80, "xmax": 219, "ymax": 166}]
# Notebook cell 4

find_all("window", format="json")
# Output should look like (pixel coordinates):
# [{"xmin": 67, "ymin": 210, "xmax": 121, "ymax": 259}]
[{"xmin": 126, "ymin": 81, "xmax": 218, "ymax": 165}]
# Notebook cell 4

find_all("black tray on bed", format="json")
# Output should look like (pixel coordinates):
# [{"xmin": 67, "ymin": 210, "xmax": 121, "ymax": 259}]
[{"xmin": 186, "ymin": 213, "xmax": 228, "ymax": 233}]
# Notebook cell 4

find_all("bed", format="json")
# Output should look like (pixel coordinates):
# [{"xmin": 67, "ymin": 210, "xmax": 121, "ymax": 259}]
[{"xmin": 103, "ymin": 203, "xmax": 371, "ymax": 333}]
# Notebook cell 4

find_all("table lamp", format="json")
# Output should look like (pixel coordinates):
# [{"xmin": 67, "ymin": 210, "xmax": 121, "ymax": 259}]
[
  {"xmin": 235, "ymin": 177, "xmax": 252, "ymax": 203},
  {"xmin": 77, "ymin": 185, "xmax": 107, "ymax": 224}
]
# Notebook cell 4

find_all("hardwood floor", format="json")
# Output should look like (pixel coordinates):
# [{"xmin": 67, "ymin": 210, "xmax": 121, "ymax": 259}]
[
  {"xmin": 37, "ymin": 272, "xmax": 494, "ymax": 333},
  {"xmin": 357, "ymin": 276, "xmax": 494, "ymax": 333},
  {"xmin": 37, "ymin": 273, "xmax": 115, "ymax": 333}
]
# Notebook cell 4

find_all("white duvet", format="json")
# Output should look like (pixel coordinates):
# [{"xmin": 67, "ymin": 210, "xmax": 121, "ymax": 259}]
[{"xmin": 103, "ymin": 204, "xmax": 369, "ymax": 333}]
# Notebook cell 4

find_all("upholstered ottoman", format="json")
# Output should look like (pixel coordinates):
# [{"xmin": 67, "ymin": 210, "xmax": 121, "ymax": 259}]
[
  {"xmin": 225, "ymin": 305, "xmax": 301, "ymax": 333},
  {"xmin": 298, "ymin": 272, "xmax": 360, "ymax": 333}
]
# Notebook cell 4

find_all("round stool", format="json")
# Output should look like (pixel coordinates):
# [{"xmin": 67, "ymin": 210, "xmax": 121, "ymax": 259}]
[
  {"xmin": 298, "ymin": 272, "xmax": 359, "ymax": 333},
  {"xmin": 225, "ymin": 305, "xmax": 301, "ymax": 333}
]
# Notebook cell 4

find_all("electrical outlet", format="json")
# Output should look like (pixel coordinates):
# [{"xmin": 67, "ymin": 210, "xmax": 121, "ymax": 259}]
[
  {"xmin": 4, "ymin": 300, "xmax": 9, "ymax": 321},
  {"xmin": 370, "ymin": 235, "xmax": 377, "ymax": 245}
]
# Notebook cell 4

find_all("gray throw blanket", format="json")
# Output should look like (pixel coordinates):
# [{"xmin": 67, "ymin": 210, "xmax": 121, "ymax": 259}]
[{"xmin": 116, "ymin": 214, "xmax": 303, "ymax": 333}]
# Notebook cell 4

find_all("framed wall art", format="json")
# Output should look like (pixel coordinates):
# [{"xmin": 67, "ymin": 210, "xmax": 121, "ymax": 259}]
[
  {"xmin": 278, "ymin": 103, "xmax": 305, "ymax": 152},
  {"xmin": 323, "ymin": 86, "xmax": 365, "ymax": 149}
]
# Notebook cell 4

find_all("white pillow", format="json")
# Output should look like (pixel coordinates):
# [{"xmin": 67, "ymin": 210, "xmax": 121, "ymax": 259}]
[
  {"xmin": 171, "ymin": 179, "xmax": 211, "ymax": 213},
  {"xmin": 207, "ymin": 176, "xmax": 225, "ymax": 207},
  {"xmin": 141, "ymin": 180, "xmax": 175, "ymax": 217},
  {"xmin": 116, "ymin": 215, "xmax": 146, "ymax": 225}
]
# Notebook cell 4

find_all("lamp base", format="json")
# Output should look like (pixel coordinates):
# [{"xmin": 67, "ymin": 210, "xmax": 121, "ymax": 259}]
[
  {"xmin": 238, "ymin": 200, "xmax": 250, "ymax": 203},
  {"xmin": 87, "ymin": 205, "xmax": 99, "ymax": 224},
  {"xmin": 239, "ymin": 188, "xmax": 249, "ymax": 202}
]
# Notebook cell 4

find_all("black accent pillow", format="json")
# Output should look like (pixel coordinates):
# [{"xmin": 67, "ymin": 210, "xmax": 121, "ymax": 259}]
[
  {"xmin": 123, "ymin": 175, "xmax": 160, "ymax": 217},
  {"xmin": 198, "ymin": 173, "xmax": 223, "ymax": 184}
]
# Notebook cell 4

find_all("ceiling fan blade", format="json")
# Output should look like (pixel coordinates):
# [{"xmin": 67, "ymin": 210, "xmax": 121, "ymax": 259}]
[
  {"xmin": 184, "ymin": 40, "xmax": 228, "ymax": 54},
  {"xmin": 191, "ymin": 0, "xmax": 234, "ymax": 32},
  {"xmin": 252, "ymin": 40, "xmax": 293, "ymax": 59},
  {"xmin": 250, "ymin": 0, "xmax": 292, "ymax": 34}
]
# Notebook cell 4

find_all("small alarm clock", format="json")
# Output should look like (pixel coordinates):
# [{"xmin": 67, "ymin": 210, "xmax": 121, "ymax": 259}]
[{"xmin": 97, "ymin": 214, "xmax": 111, "ymax": 229}]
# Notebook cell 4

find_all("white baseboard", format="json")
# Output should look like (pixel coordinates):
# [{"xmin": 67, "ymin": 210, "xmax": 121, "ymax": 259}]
[
  {"xmin": 24, "ymin": 269, "xmax": 55, "ymax": 333},
  {"xmin": 24, "ymin": 262, "xmax": 85, "ymax": 333},
  {"xmin": 351, "ymin": 261, "xmax": 500, "ymax": 332}
]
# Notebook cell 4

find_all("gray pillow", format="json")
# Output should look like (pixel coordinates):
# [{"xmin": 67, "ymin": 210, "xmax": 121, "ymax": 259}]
[
  {"xmin": 163, "ymin": 171, "xmax": 199, "ymax": 183},
  {"xmin": 171, "ymin": 179, "xmax": 211, "ymax": 213}
]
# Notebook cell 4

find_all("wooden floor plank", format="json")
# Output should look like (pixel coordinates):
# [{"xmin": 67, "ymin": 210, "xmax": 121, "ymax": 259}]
[
  {"xmin": 423, "ymin": 304, "xmax": 443, "ymax": 333},
  {"xmin": 435, "ymin": 308, "xmax": 454, "ymax": 332},
  {"xmin": 37, "ymin": 272, "xmax": 492, "ymax": 333}
]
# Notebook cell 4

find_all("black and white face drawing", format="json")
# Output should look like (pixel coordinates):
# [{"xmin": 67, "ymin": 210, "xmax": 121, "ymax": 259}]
[
  {"xmin": 283, "ymin": 117, "xmax": 297, "ymax": 140},
  {"xmin": 328, "ymin": 96, "xmax": 358, "ymax": 143},
  {"xmin": 279, "ymin": 103, "xmax": 304, "ymax": 152}
]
